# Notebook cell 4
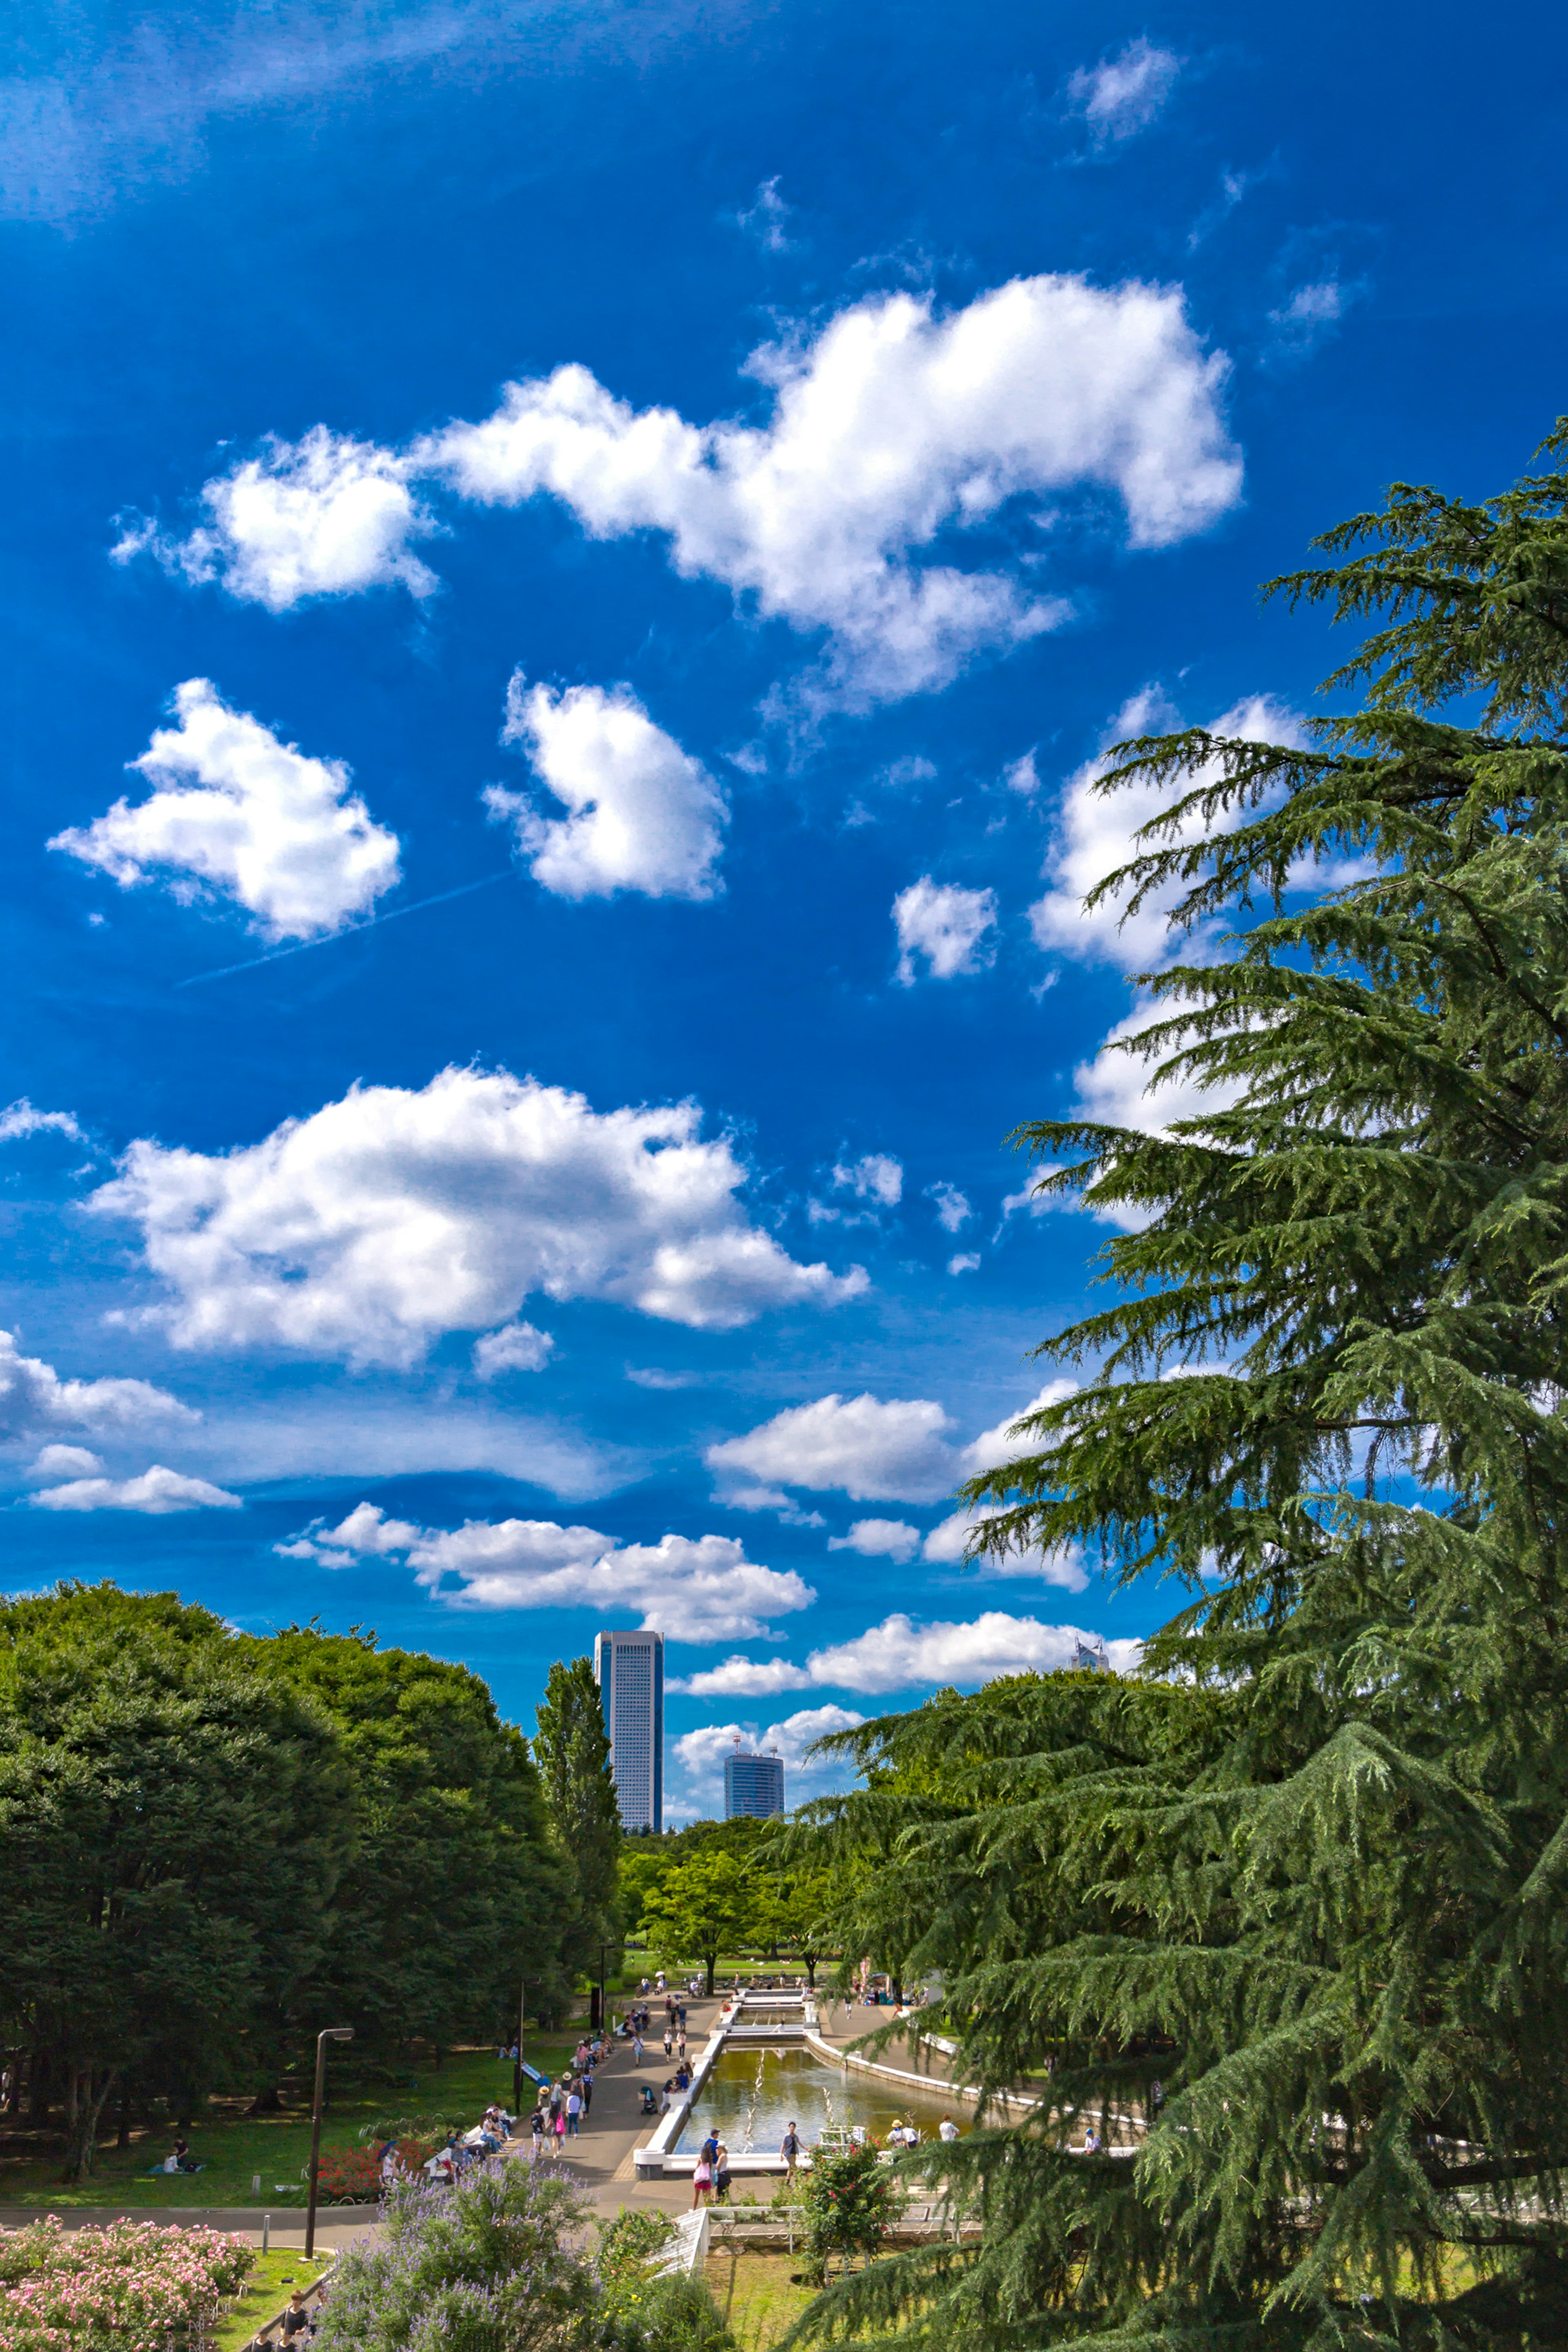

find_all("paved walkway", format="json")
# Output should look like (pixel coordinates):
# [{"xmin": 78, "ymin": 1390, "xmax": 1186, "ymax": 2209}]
[{"xmin": 507, "ymin": 1993, "xmax": 728, "ymax": 2220}]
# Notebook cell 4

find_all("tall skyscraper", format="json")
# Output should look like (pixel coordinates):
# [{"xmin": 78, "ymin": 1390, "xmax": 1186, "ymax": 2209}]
[
  {"xmin": 593, "ymin": 1629, "xmax": 664, "ymax": 1832},
  {"xmin": 724, "ymin": 1744, "xmax": 784, "ymax": 1820}
]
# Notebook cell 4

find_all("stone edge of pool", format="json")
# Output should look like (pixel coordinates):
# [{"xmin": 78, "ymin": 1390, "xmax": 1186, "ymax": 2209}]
[{"xmin": 632, "ymin": 1993, "xmax": 1040, "ymax": 2179}]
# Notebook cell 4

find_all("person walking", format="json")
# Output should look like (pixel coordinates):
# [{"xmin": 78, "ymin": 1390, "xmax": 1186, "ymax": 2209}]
[
  {"xmin": 555, "ymin": 2106, "xmax": 568, "ymax": 2154},
  {"xmin": 938, "ymin": 2115, "xmax": 959, "ymax": 2143},
  {"xmin": 677, "ymin": 2029, "xmax": 686, "ymax": 2060},
  {"xmin": 580, "ymin": 2070, "xmax": 593, "ymax": 2118},
  {"xmin": 692, "ymin": 2149, "xmax": 713, "ymax": 2208},
  {"xmin": 530, "ymin": 2105, "xmax": 545, "ymax": 2160},
  {"xmin": 566, "ymin": 2086, "xmax": 581, "ymax": 2137},
  {"xmin": 633, "ymin": 2030, "xmax": 644, "ymax": 2066},
  {"xmin": 780, "ymin": 2121, "xmax": 801, "ymax": 2183},
  {"xmin": 713, "ymin": 2138, "xmax": 731, "ymax": 2205},
  {"xmin": 663, "ymin": 2025, "xmax": 673, "ymax": 2059}
]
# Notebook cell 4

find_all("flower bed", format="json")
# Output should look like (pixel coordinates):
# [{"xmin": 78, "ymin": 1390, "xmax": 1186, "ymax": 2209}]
[{"xmin": 0, "ymin": 2215, "xmax": 254, "ymax": 2352}]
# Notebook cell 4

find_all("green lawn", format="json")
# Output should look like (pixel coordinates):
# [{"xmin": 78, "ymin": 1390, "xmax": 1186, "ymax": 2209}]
[
  {"xmin": 0, "ymin": 2038, "xmax": 584, "ymax": 2210},
  {"xmin": 706, "ymin": 2251, "xmax": 820, "ymax": 2351},
  {"xmin": 213, "ymin": 2249, "xmax": 335, "ymax": 2351}
]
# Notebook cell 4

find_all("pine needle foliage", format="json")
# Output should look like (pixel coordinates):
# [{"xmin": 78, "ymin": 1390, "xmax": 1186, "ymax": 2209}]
[{"xmin": 783, "ymin": 426, "xmax": 1568, "ymax": 2351}]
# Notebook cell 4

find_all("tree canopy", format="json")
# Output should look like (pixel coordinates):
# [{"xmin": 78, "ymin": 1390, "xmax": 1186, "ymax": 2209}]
[
  {"xmin": 787, "ymin": 425, "xmax": 1568, "ymax": 2350},
  {"xmin": 533, "ymin": 1656, "xmax": 623, "ymax": 1989}
]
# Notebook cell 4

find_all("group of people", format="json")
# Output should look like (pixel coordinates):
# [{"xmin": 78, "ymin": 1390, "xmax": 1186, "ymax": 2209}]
[
  {"xmin": 689, "ymin": 2124, "xmax": 734, "ymax": 2208},
  {"xmin": 621, "ymin": 1992, "xmax": 688, "ymax": 2069},
  {"xmin": 526, "ymin": 2029, "xmax": 610, "ymax": 2156}
]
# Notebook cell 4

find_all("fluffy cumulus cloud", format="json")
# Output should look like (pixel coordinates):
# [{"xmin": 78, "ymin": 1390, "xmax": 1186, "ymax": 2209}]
[
  {"xmin": 893, "ymin": 878, "xmax": 997, "ymax": 982},
  {"xmin": 673, "ymin": 1612, "xmax": 1142, "ymax": 1698},
  {"xmin": 0, "ymin": 1329, "xmax": 196, "ymax": 1443},
  {"xmin": 49, "ymin": 679, "xmax": 402, "ymax": 942},
  {"xmin": 115, "ymin": 426, "xmax": 441, "ymax": 608},
  {"xmin": 806, "ymin": 1613, "xmax": 1140, "ymax": 1690},
  {"xmin": 833, "ymin": 1153, "xmax": 902, "ymax": 1206},
  {"xmin": 673, "ymin": 1705, "xmax": 865, "ymax": 1799},
  {"xmin": 926, "ymin": 1180, "xmax": 971, "ymax": 1232},
  {"xmin": 30, "ymin": 1463, "xmax": 241, "ymax": 1512},
  {"xmin": 279, "ymin": 1501, "xmax": 813, "ymax": 1643},
  {"xmin": 1028, "ymin": 691, "xmax": 1305, "ymax": 975},
  {"xmin": 1067, "ymin": 38, "xmax": 1183, "ymax": 143},
  {"xmin": 26, "ymin": 1444, "xmax": 105, "ymax": 1481},
  {"xmin": 91, "ymin": 1065, "xmax": 865, "ymax": 1365},
  {"xmin": 132, "ymin": 276, "xmax": 1241, "ymax": 706},
  {"xmin": 486, "ymin": 674, "xmax": 727, "ymax": 901},
  {"xmin": 0, "ymin": 1100, "xmax": 87, "ymax": 1145},
  {"xmin": 472, "ymin": 1321, "xmax": 555, "ymax": 1377},
  {"xmin": 709, "ymin": 1392, "xmax": 957, "ymax": 1505},
  {"xmin": 827, "ymin": 1517, "xmax": 922, "ymax": 1561}
]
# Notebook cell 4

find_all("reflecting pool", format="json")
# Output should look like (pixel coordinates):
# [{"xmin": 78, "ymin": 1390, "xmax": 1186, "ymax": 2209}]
[{"xmin": 673, "ymin": 2045, "xmax": 961, "ymax": 2154}]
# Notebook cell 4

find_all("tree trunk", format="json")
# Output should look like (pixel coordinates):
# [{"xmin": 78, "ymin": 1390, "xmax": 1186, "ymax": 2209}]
[
  {"xmin": 115, "ymin": 2077, "xmax": 132, "ymax": 2150},
  {"xmin": 247, "ymin": 2086, "xmax": 284, "ymax": 2115},
  {"xmin": 704, "ymin": 1952, "xmax": 717, "ymax": 1997},
  {"xmin": 60, "ymin": 2067, "xmax": 118, "ymax": 2182},
  {"xmin": 28, "ymin": 2051, "xmax": 52, "ymax": 2131},
  {"xmin": 805, "ymin": 1953, "xmax": 817, "ymax": 1989}
]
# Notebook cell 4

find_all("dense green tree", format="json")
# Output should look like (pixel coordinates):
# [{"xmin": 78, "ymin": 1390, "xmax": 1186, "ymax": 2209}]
[
  {"xmin": 640, "ymin": 1850, "xmax": 757, "ymax": 1995},
  {"xmin": 250, "ymin": 1625, "xmax": 572, "ymax": 2060},
  {"xmin": 0, "ymin": 1584, "xmax": 349, "ymax": 2177},
  {"xmin": 533, "ymin": 1657, "xmax": 623, "ymax": 1987},
  {"xmin": 786, "ymin": 427, "xmax": 1568, "ymax": 2350}
]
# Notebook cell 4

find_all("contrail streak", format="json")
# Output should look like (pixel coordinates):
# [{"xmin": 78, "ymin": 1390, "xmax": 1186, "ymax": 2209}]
[{"xmin": 174, "ymin": 869, "xmax": 520, "ymax": 988}]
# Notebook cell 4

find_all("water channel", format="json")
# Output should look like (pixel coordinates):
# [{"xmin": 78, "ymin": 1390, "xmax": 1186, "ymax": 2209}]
[{"xmin": 672, "ymin": 2045, "xmax": 963, "ymax": 2154}]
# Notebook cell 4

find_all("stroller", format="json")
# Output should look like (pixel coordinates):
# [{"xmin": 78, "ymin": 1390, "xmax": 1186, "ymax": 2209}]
[{"xmin": 638, "ymin": 2085, "xmax": 658, "ymax": 2117}]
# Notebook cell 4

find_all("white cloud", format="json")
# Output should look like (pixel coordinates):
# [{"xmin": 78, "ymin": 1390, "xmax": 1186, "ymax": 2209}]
[
  {"xmin": 672, "ymin": 1705, "xmax": 865, "ymax": 1800},
  {"xmin": 959, "ymin": 1380, "xmax": 1078, "ymax": 1476},
  {"xmin": 1268, "ymin": 279, "xmax": 1350, "ymax": 359},
  {"xmin": 672, "ymin": 1655, "xmax": 815, "ymax": 1698},
  {"xmin": 827, "ymin": 1517, "xmax": 922, "ymax": 1562},
  {"xmin": 1003, "ymin": 750, "xmax": 1040, "ymax": 797},
  {"xmin": 472, "ymin": 1321, "xmax": 555, "ymax": 1377},
  {"xmin": 0, "ymin": 1329, "xmax": 196, "ymax": 1443},
  {"xmin": 278, "ymin": 1502, "xmax": 813, "ymax": 1643},
  {"xmin": 49, "ymin": 679, "xmax": 402, "ymax": 942},
  {"xmin": 25, "ymin": 1444, "xmax": 105, "ymax": 1481},
  {"xmin": 115, "ymin": 427, "xmax": 441, "ymax": 609},
  {"xmin": 893, "ymin": 878, "xmax": 997, "ymax": 982},
  {"xmin": 486, "ymin": 674, "xmax": 726, "ymax": 902},
  {"xmin": 0, "ymin": 1100, "xmax": 87, "ymax": 1145},
  {"xmin": 926, "ymin": 1181, "xmax": 971, "ymax": 1233},
  {"xmin": 678, "ymin": 1613, "xmax": 1143, "ymax": 1697},
  {"xmin": 737, "ymin": 175, "xmax": 795, "ymax": 253},
  {"xmin": 1067, "ymin": 38, "xmax": 1182, "ymax": 143},
  {"xmin": 91, "ymin": 1065, "xmax": 865, "ymax": 1365},
  {"xmin": 1028, "ymin": 692, "xmax": 1304, "ymax": 975},
  {"xmin": 30, "ymin": 1463, "xmax": 241, "ymax": 1513},
  {"xmin": 921, "ymin": 1509, "xmax": 1089, "ymax": 1592},
  {"xmin": 832, "ymin": 1153, "xmax": 902, "ymax": 1207},
  {"xmin": 947, "ymin": 1252, "xmax": 981, "ymax": 1275},
  {"xmin": 139, "ymin": 276, "xmax": 1241, "ymax": 707},
  {"xmin": 709, "ymin": 1392, "xmax": 956, "ymax": 1505},
  {"xmin": 805, "ymin": 1611, "xmax": 1138, "ymax": 1692}
]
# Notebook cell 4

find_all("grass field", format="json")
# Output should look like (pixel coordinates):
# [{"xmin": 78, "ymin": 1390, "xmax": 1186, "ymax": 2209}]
[
  {"xmin": 706, "ymin": 2250, "xmax": 820, "ymax": 2351},
  {"xmin": 0, "ymin": 2038, "xmax": 584, "ymax": 2210},
  {"xmin": 212, "ymin": 2249, "xmax": 335, "ymax": 2351}
]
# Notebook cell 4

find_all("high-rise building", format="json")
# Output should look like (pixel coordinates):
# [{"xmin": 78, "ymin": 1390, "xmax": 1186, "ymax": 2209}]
[
  {"xmin": 593, "ymin": 1630, "xmax": 664, "ymax": 1832},
  {"xmin": 1070, "ymin": 1637, "xmax": 1110, "ymax": 1674},
  {"xmin": 724, "ymin": 1744, "xmax": 784, "ymax": 1820}
]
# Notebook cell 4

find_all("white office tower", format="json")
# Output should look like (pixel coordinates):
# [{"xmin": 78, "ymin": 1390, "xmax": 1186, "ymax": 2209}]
[
  {"xmin": 593, "ymin": 1629, "xmax": 664, "ymax": 1831},
  {"xmin": 1071, "ymin": 1637, "xmax": 1111, "ymax": 1674}
]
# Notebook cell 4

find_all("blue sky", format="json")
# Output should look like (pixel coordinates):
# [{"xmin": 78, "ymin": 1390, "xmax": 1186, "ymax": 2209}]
[{"xmin": 4, "ymin": 0, "xmax": 1565, "ymax": 1819}]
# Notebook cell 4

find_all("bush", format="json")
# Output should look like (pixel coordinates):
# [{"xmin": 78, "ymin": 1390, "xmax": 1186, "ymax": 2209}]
[
  {"xmin": 313, "ymin": 2160, "xmax": 735, "ymax": 2352},
  {"xmin": 0, "ymin": 2215, "xmax": 253, "ymax": 2352},
  {"xmin": 799, "ymin": 2143, "xmax": 896, "ymax": 2284}
]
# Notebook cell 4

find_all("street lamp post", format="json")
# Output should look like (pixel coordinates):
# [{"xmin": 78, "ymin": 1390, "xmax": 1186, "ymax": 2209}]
[{"xmin": 305, "ymin": 2027, "xmax": 353, "ymax": 2259}]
